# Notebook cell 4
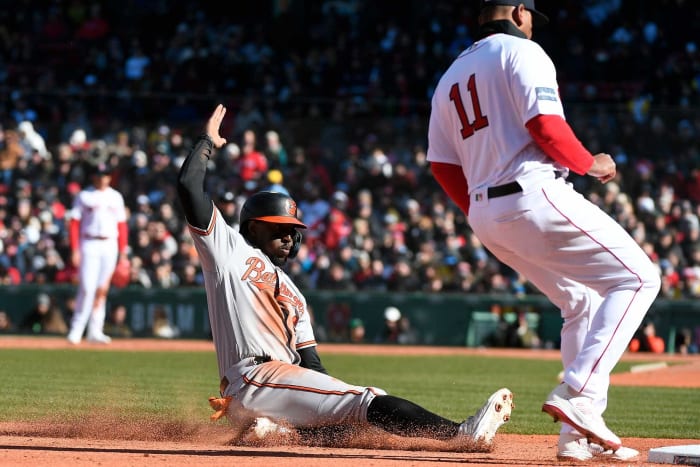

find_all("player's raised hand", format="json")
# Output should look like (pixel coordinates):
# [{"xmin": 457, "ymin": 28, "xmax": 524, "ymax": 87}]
[
  {"xmin": 587, "ymin": 153, "xmax": 616, "ymax": 184},
  {"xmin": 205, "ymin": 104, "xmax": 228, "ymax": 149}
]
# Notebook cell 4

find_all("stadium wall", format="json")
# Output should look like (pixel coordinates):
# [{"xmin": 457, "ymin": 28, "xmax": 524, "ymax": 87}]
[{"xmin": 1, "ymin": 285, "xmax": 697, "ymax": 352}]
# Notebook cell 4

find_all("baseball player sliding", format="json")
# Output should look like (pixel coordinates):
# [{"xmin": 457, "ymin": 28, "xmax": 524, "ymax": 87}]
[
  {"xmin": 427, "ymin": 0, "xmax": 659, "ymax": 462},
  {"xmin": 67, "ymin": 163, "xmax": 129, "ymax": 344},
  {"xmin": 177, "ymin": 104, "xmax": 514, "ymax": 448}
]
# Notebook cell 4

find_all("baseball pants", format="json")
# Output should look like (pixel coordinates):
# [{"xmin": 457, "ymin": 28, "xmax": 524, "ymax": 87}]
[
  {"xmin": 69, "ymin": 238, "xmax": 119, "ymax": 339},
  {"xmin": 221, "ymin": 357, "xmax": 386, "ymax": 428},
  {"xmin": 468, "ymin": 176, "xmax": 660, "ymax": 409}
]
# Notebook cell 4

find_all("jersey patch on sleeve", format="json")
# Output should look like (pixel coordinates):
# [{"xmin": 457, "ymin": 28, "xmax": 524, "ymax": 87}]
[{"xmin": 535, "ymin": 87, "xmax": 558, "ymax": 102}]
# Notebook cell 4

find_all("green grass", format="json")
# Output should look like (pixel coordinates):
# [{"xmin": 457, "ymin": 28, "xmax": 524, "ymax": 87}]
[
  {"xmin": 0, "ymin": 349, "xmax": 695, "ymax": 439},
  {"xmin": 0, "ymin": 349, "xmax": 216, "ymax": 422}
]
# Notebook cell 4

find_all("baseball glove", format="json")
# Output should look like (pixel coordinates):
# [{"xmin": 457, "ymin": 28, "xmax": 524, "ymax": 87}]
[
  {"xmin": 111, "ymin": 258, "xmax": 131, "ymax": 288},
  {"xmin": 208, "ymin": 396, "xmax": 232, "ymax": 421}
]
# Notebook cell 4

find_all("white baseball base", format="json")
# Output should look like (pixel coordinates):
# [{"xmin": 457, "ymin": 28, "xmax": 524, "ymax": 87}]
[{"xmin": 648, "ymin": 445, "xmax": 700, "ymax": 465}]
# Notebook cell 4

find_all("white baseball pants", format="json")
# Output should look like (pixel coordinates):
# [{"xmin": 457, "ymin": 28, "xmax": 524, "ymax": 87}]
[
  {"xmin": 468, "ymin": 176, "xmax": 660, "ymax": 423},
  {"xmin": 68, "ymin": 238, "xmax": 119, "ymax": 340}
]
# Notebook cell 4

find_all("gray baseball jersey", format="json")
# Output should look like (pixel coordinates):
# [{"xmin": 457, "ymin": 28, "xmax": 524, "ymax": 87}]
[{"xmin": 190, "ymin": 206, "xmax": 385, "ymax": 427}]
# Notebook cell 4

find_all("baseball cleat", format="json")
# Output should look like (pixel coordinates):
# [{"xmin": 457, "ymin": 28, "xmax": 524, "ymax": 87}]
[
  {"xmin": 592, "ymin": 443, "xmax": 640, "ymax": 461},
  {"xmin": 67, "ymin": 333, "xmax": 81, "ymax": 345},
  {"xmin": 557, "ymin": 433, "xmax": 595, "ymax": 461},
  {"xmin": 542, "ymin": 383, "xmax": 621, "ymax": 451},
  {"xmin": 557, "ymin": 433, "xmax": 639, "ymax": 461},
  {"xmin": 252, "ymin": 417, "xmax": 291, "ymax": 438},
  {"xmin": 458, "ymin": 387, "xmax": 514, "ymax": 445},
  {"xmin": 86, "ymin": 333, "xmax": 112, "ymax": 344}
]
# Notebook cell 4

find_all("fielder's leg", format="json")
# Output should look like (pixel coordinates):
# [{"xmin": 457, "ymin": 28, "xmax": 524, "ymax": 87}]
[
  {"xmin": 86, "ymin": 247, "xmax": 118, "ymax": 343},
  {"xmin": 67, "ymin": 247, "xmax": 100, "ymax": 344}
]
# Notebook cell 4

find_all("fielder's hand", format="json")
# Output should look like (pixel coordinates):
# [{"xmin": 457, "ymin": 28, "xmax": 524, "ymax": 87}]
[
  {"xmin": 587, "ymin": 153, "xmax": 616, "ymax": 184},
  {"xmin": 206, "ymin": 104, "xmax": 227, "ymax": 149}
]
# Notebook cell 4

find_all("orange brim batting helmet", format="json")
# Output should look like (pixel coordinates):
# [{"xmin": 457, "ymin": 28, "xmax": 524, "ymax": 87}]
[{"xmin": 239, "ymin": 191, "xmax": 307, "ymax": 228}]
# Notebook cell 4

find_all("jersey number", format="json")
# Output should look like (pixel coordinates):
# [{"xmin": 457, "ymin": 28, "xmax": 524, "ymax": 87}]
[{"xmin": 449, "ymin": 74, "xmax": 489, "ymax": 139}]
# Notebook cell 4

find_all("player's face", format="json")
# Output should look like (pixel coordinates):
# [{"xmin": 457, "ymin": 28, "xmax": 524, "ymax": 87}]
[
  {"xmin": 249, "ymin": 221, "xmax": 297, "ymax": 266},
  {"xmin": 93, "ymin": 173, "xmax": 112, "ymax": 189}
]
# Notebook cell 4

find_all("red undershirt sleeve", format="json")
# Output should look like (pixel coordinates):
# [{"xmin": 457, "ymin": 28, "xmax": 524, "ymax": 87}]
[
  {"xmin": 69, "ymin": 219, "xmax": 80, "ymax": 251},
  {"xmin": 525, "ymin": 114, "xmax": 595, "ymax": 175},
  {"xmin": 430, "ymin": 162, "xmax": 471, "ymax": 215},
  {"xmin": 117, "ymin": 221, "xmax": 128, "ymax": 254}
]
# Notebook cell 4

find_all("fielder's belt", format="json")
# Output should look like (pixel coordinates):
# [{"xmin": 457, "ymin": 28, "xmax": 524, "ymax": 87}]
[{"xmin": 487, "ymin": 171, "xmax": 562, "ymax": 199}]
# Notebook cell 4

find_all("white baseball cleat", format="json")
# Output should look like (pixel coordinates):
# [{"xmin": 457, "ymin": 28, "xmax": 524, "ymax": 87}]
[
  {"xmin": 542, "ymin": 383, "xmax": 621, "ymax": 451},
  {"xmin": 594, "ymin": 444, "xmax": 640, "ymax": 461},
  {"xmin": 86, "ymin": 333, "xmax": 112, "ymax": 344},
  {"xmin": 252, "ymin": 417, "xmax": 291, "ymax": 438},
  {"xmin": 558, "ymin": 433, "xmax": 639, "ymax": 461},
  {"xmin": 67, "ymin": 333, "xmax": 81, "ymax": 345},
  {"xmin": 557, "ymin": 433, "xmax": 595, "ymax": 461},
  {"xmin": 458, "ymin": 387, "xmax": 514, "ymax": 445}
]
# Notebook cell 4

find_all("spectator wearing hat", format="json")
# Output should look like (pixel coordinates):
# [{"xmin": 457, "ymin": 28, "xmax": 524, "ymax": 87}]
[
  {"xmin": 20, "ymin": 293, "xmax": 68, "ymax": 335},
  {"xmin": 152, "ymin": 305, "xmax": 180, "ymax": 338},
  {"xmin": 217, "ymin": 191, "xmax": 239, "ymax": 226},
  {"xmin": 374, "ymin": 306, "xmax": 418, "ymax": 344},
  {"xmin": 376, "ymin": 306, "xmax": 402, "ymax": 343},
  {"xmin": 263, "ymin": 169, "xmax": 290, "ymax": 196},
  {"xmin": 348, "ymin": 318, "xmax": 366, "ymax": 343}
]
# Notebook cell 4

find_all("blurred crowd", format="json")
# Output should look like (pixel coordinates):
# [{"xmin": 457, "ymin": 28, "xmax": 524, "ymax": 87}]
[{"xmin": 0, "ymin": 0, "xmax": 699, "ymax": 311}]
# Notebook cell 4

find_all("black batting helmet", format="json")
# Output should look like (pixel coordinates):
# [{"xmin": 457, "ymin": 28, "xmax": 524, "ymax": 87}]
[
  {"xmin": 240, "ymin": 191, "xmax": 306, "ymax": 259},
  {"xmin": 239, "ymin": 191, "xmax": 307, "ymax": 228}
]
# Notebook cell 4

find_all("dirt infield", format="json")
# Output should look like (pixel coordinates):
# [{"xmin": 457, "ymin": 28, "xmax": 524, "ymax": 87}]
[{"xmin": 1, "ymin": 336, "xmax": 699, "ymax": 466}]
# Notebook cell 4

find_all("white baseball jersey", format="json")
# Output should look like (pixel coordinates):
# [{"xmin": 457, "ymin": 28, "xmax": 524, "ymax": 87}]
[
  {"xmin": 70, "ymin": 186, "xmax": 127, "ymax": 238},
  {"xmin": 427, "ymin": 29, "xmax": 660, "ymax": 441},
  {"xmin": 427, "ymin": 33, "xmax": 569, "ymax": 192}
]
